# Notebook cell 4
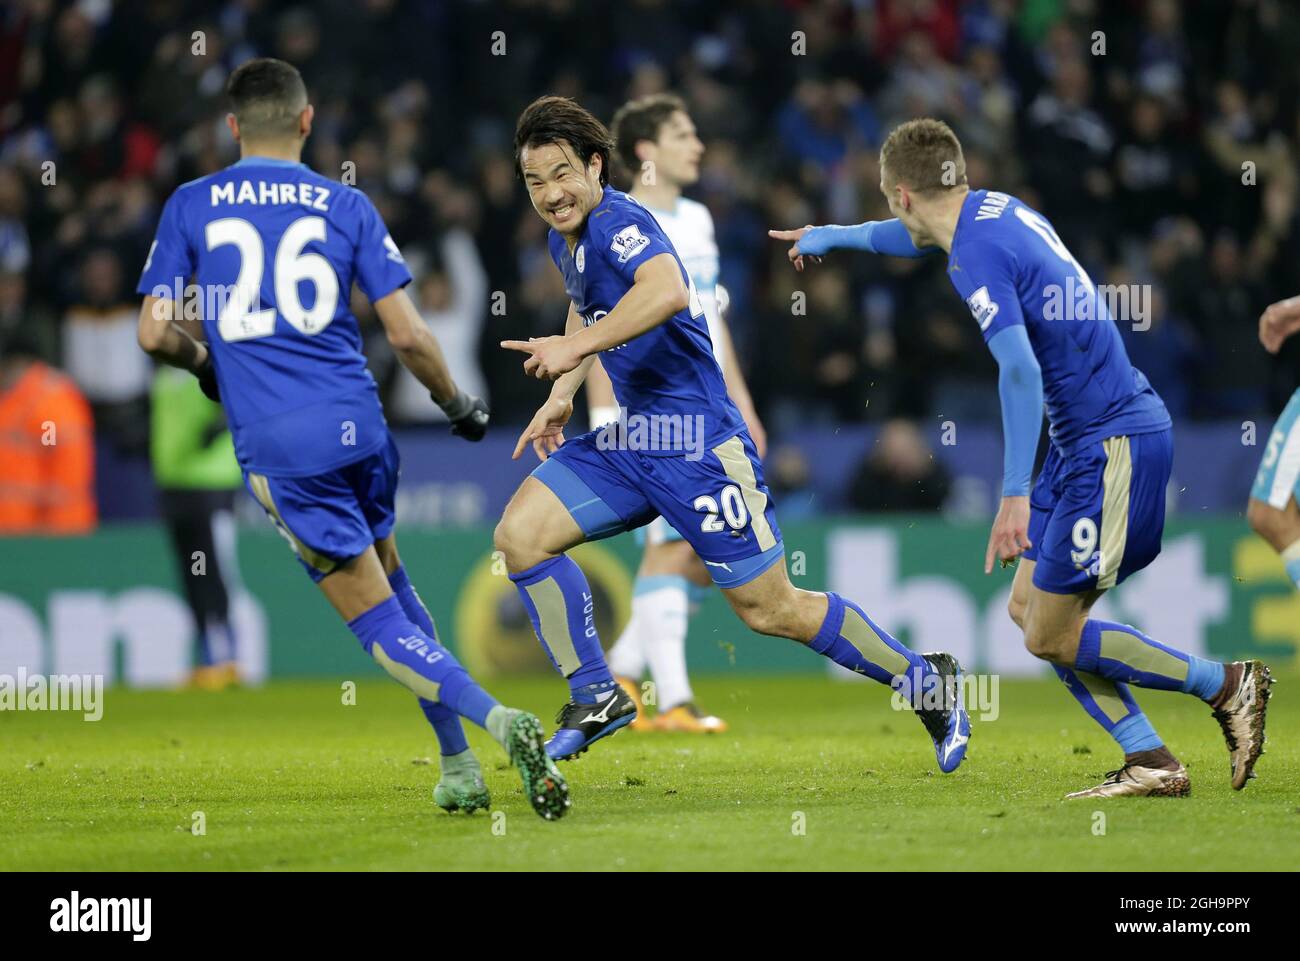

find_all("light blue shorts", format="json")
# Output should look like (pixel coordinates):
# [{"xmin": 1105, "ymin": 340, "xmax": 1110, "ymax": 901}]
[{"xmin": 1251, "ymin": 388, "xmax": 1300, "ymax": 510}]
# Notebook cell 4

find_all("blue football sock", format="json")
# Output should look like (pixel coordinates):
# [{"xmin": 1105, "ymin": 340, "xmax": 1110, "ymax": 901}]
[
  {"xmin": 348, "ymin": 595, "xmax": 499, "ymax": 728},
  {"xmin": 388, "ymin": 566, "xmax": 470, "ymax": 757},
  {"xmin": 1075, "ymin": 619, "xmax": 1223, "ymax": 699},
  {"xmin": 809, "ymin": 593, "xmax": 932, "ymax": 701},
  {"xmin": 510, "ymin": 555, "xmax": 614, "ymax": 702},
  {"xmin": 1053, "ymin": 665, "xmax": 1163, "ymax": 754}
]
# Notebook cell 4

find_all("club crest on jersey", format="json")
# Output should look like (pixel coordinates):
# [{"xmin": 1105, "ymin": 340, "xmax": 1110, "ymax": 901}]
[
  {"xmin": 610, "ymin": 224, "xmax": 649, "ymax": 263},
  {"xmin": 965, "ymin": 285, "xmax": 999, "ymax": 331},
  {"xmin": 575, "ymin": 244, "xmax": 585, "ymax": 273}
]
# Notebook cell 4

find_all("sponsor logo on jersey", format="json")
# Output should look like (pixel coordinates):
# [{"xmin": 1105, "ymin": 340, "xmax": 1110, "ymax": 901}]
[
  {"xmin": 965, "ymin": 285, "xmax": 999, "ymax": 331},
  {"xmin": 610, "ymin": 224, "xmax": 650, "ymax": 263}
]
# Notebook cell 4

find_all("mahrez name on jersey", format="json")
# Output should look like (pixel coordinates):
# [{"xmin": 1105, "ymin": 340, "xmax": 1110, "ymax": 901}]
[{"xmin": 209, "ymin": 180, "xmax": 331, "ymax": 210}]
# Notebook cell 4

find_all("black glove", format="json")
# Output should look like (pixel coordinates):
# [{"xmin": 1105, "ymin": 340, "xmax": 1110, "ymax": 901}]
[
  {"xmin": 437, "ymin": 389, "xmax": 489, "ymax": 441},
  {"xmin": 195, "ymin": 354, "xmax": 221, "ymax": 403}
]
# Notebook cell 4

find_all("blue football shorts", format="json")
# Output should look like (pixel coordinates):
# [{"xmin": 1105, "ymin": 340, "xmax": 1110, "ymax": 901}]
[
  {"xmin": 243, "ymin": 434, "xmax": 400, "ymax": 582},
  {"xmin": 1024, "ymin": 429, "xmax": 1173, "ymax": 595},
  {"xmin": 532, "ymin": 428, "xmax": 783, "ymax": 588}
]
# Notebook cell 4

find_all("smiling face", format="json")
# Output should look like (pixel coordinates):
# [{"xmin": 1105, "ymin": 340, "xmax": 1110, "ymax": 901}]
[
  {"xmin": 640, "ymin": 110, "xmax": 704, "ymax": 187},
  {"xmin": 521, "ymin": 141, "xmax": 606, "ymax": 239}
]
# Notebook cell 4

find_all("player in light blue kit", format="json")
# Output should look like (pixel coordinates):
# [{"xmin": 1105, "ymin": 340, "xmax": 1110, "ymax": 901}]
[
  {"xmin": 496, "ymin": 96, "xmax": 970, "ymax": 772},
  {"xmin": 135, "ymin": 58, "xmax": 568, "ymax": 820},
  {"xmin": 772, "ymin": 118, "xmax": 1272, "ymax": 798},
  {"xmin": 1248, "ymin": 295, "xmax": 1300, "ymax": 591}
]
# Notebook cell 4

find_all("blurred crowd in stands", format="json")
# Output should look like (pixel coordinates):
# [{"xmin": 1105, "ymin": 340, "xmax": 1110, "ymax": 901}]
[{"xmin": 3, "ymin": 0, "xmax": 1300, "ymax": 530}]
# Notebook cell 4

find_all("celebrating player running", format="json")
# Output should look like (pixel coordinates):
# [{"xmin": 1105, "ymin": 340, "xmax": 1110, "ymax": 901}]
[
  {"xmin": 771, "ymin": 118, "xmax": 1272, "ymax": 798},
  {"xmin": 498, "ymin": 97, "xmax": 970, "ymax": 771},
  {"xmin": 587, "ymin": 93, "xmax": 767, "ymax": 734},
  {"xmin": 135, "ymin": 58, "xmax": 568, "ymax": 820}
]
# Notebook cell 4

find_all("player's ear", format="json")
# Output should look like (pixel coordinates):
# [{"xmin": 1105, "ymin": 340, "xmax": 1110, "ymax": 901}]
[
  {"xmin": 226, "ymin": 113, "xmax": 240, "ymax": 143},
  {"xmin": 299, "ymin": 103, "xmax": 315, "ymax": 140}
]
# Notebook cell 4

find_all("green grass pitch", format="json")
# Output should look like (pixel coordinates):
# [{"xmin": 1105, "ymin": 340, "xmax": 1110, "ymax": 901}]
[{"xmin": 2, "ymin": 672, "xmax": 1296, "ymax": 871}]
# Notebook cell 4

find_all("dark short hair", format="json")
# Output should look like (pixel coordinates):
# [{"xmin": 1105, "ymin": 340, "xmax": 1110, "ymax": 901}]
[
  {"xmin": 514, "ymin": 96, "xmax": 614, "ymax": 186},
  {"xmin": 610, "ymin": 93, "xmax": 687, "ymax": 176},
  {"xmin": 226, "ymin": 58, "xmax": 308, "ymax": 141}
]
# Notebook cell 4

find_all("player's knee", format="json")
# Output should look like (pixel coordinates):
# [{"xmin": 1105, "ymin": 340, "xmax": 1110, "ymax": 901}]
[
  {"xmin": 492, "ymin": 513, "xmax": 533, "ymax": 570},
  {"xmin": 1007, "ymin": 593, "xmax": 1028, "ymax": 630}
]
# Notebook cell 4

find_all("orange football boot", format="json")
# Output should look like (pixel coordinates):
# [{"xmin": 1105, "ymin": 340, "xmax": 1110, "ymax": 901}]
[
  {"xmin": 654, "ymin": 703, "xmax": 728, "ymax": 733},
  {"xmin": 615, "ymin": 676, "xmax": 656, "ymax": 731}
]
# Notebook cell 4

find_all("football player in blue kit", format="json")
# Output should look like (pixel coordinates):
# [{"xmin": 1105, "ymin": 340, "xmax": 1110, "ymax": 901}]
[
  {"xmin": 772, "ymin": 118, "xmax": 1273, "ymax": 798},
  {"xmin": 135, "ymin": 58, "xmax": 569, "ymax": 820},
  {"xmin": 496, "ymin": 96, "xmax": 971, "ymax": 771}
]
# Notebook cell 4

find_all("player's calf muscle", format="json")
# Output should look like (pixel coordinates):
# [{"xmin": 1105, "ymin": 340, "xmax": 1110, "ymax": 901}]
[
  {"xmin": 725, "ymin": 568, "xmax": 826, "ymax": 641},
  {"xmin": 318, "ymin": 548, "xmax": 395, "ymax": 622},
  {"xmin": 1022, "ymin": 595, "xmax": 1088, "ymax": 664}
]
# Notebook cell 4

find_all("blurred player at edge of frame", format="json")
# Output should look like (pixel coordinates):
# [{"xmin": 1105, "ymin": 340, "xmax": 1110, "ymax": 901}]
[
  {"xmin": 771, "ymin": 117, "xmax": 1272, "ymax": 799},
  {"xmin": 498, "ymin": 95, "xmax": 971, "ymax": 772},
  {"xmin": 587, "ymin": 93, "xmax": 767, "ymax": 734},
  {"xmin": 1248, "ymin": 295, "xmax": 1300, "ymax": 593},
  {"xmin": 134, "ymin": 58, "xmax": 568, "ymax": 821},
  {"xmin": 150, "ymin": 365, "xmax": 244, "ymax": 690}
]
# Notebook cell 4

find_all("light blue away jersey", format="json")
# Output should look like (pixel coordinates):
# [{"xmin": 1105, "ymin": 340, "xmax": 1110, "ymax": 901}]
[
  {"xmin": 548, "ymin": 188, "xmax": 744, "ymax": 454},
  {"xmin": 946, "ymin": 189, "xmax": 1170, "ymax": 454},
  {"xmin": 137, "ymin": 156, "xmax": 411, "ymax": 476}
]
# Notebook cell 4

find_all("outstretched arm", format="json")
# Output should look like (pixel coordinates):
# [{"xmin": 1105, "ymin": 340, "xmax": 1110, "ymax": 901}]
[{"xmin": 769, "ymin": 219, "xmax": 938, "ymax": 270}]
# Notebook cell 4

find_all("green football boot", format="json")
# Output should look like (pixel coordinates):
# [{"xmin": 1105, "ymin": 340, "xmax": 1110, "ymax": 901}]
[
  {"xmin": 433, "ymin": 750, "xmax": 491, "ymax": 814},
  {"xmin": 506, "ymin": 711, "xmax": 571, "ymax": 821}
]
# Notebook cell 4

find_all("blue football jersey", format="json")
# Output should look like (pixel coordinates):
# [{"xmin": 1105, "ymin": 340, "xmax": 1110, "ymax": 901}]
[
  {"xmin": 946, "ymin": 189, "xmax": 1171, "ymax": 454},
  {"xmin": 137, "ymin": 157, "xmax": 411, "ymax": 476},
  {"xmin": 549, "ymin": 188, "xmax": 744, "ymax": 454}
]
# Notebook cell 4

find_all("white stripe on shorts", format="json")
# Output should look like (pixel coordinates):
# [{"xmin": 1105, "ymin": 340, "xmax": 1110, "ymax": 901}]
[{"xmin": 1268, "ymin": 419, "xmax": 1300, "ymax": 509}]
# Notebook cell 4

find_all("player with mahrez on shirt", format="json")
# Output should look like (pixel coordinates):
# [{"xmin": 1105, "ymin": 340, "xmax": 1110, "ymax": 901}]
[
  {"xmin": 771, "ymin": 118, "xmax": 1272, "ymax": 798},
  {"xmin": 135, "ymin": 58, "xmax": 569, "ymax": 820},
  {"xmin": 497, "ymin": 96, "xmax": 970, "ymax": 772}
]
